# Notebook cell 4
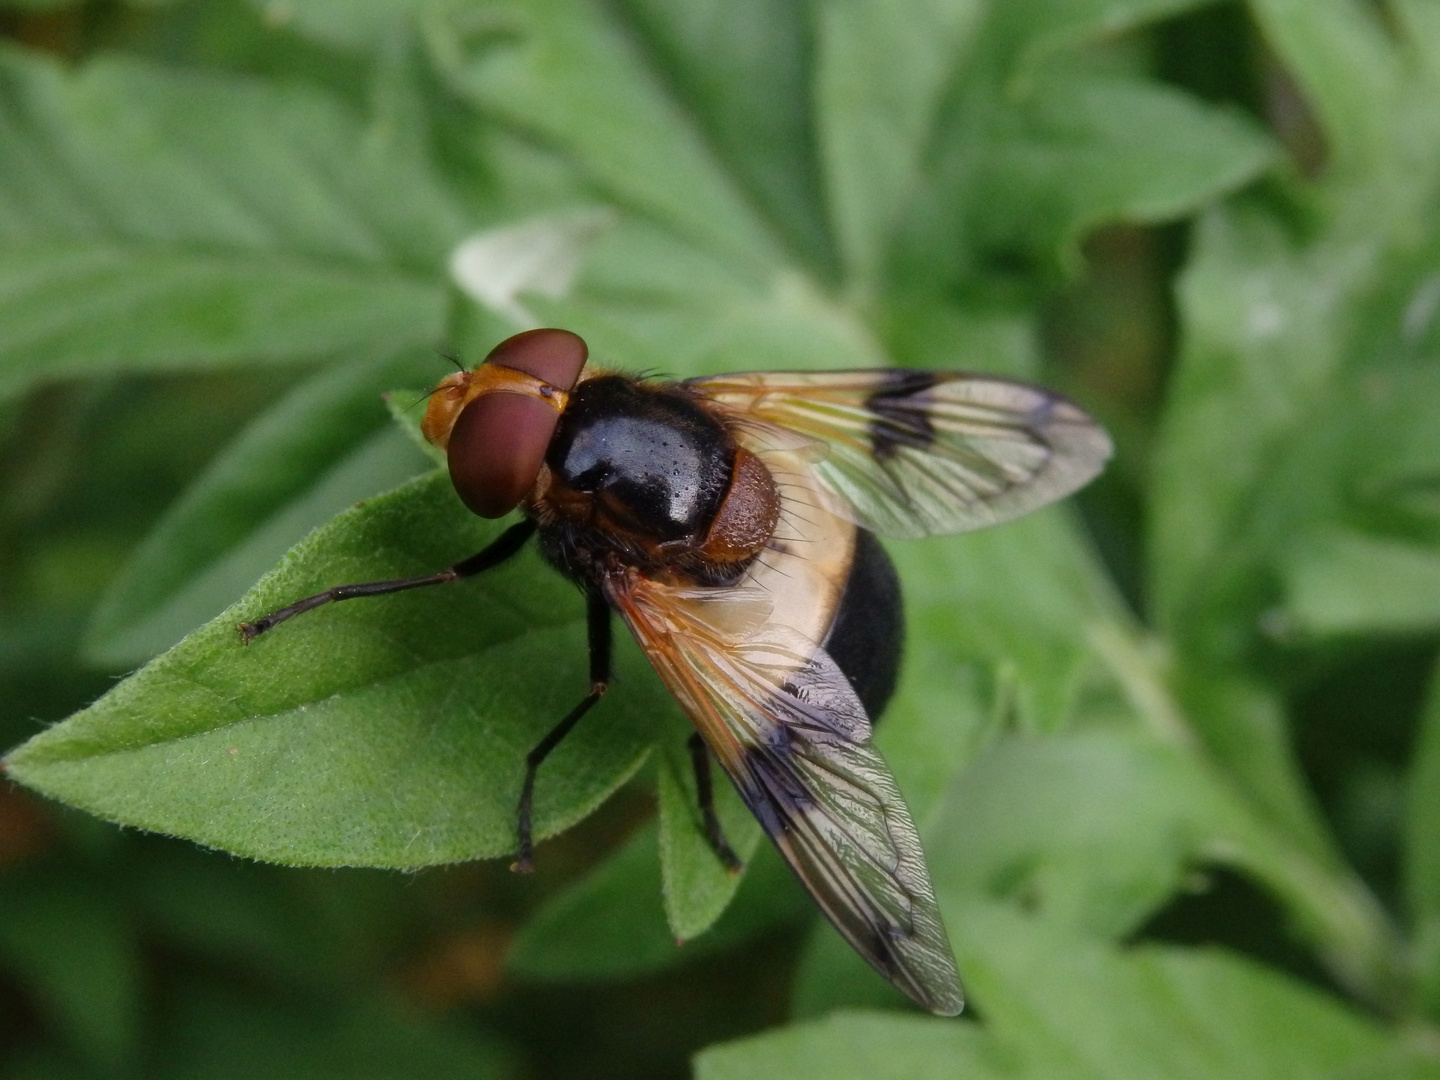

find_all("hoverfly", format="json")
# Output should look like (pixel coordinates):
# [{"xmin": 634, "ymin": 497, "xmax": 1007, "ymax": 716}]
[{"xmin": 240, "ymin": 328, "xmax": 1111, "ymax": 1015}]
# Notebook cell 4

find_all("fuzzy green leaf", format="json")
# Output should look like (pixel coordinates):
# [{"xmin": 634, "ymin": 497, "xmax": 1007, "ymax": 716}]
[
  {"xmin": 5, "ymin": 473, "xmax": 667, "ymax": 867},
  {"xmin": 964, "ymin": 67, "xmax": 1278, "ymax": 271}
]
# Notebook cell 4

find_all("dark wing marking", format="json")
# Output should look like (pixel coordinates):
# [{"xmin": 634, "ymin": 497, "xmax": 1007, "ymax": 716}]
[
  {"xmin": 686, "ymin": 369, "xmax": 1112, "ymax": 539},
  {"xmin": 605, "ymin": 569, "xmax": 964, "ymax": 1015}
]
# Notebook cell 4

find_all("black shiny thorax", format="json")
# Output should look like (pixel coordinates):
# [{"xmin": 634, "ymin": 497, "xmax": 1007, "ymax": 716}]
[{"xmin": 534, "ymin": 375, "xmax": 737, "ymax": 583}]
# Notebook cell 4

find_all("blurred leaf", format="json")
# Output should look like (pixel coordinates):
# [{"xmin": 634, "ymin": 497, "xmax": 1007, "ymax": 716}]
[
  {"xmin": 1146, "ymin": 12, "xmax": 1440, "ymax": 962},
  {"xmin": 428, "ymin": 0, "xmax": 783, "ymax": 273},
  {"xmin": 813, "ymin": 0, "xmax": 986, "ymax": 287},
  {"xmin": 925, "ymin": 732, "xmax": 1235, "ymax": 939},
  {"xmin": 84, "ymin": 350, "xmax": 436, "ymax": 665},
  {"xmin": 954, "ymin": 902, "xmax": 1387, "ymax": 1080},
  {"xmin": 5, "ymin": 473, "xmax": 666, "ymax": 866},
  {"xmin": 1284, "ymin": 529, "xmax": 1440, "ymax": 637},
  {"xmin": 696, "ymin": 1010, "xmax": 1010, "ymax": 1080},
  {"xmin": 795, "ymin": 729, "xmax": 1399, "ymax": 1014},
  {"xmin": 992, "ymin": 0, "xmax": 1214, "ymax": 76},
  {"xmin": 1171, "ymin": 672, "xmax": 1338, "ymax": 863},
  {"xmin": 892, "ymin": 37, "xmax": 1276, "ymax": 289},
  {"xmin": 927, "ymin": 727, "xmax": 1393, "ymax": 994},
  {"xmin": 242, "ymin": 0, "xmax": 434, "ymax": 51},
  {"xmin": 957, "ymin": 64, "xmax": 1278, "ymax": 277},
  {"xmin": 656, "ymin": 736, "xmax": 762, "ymax": 942},
  {"xmin": 1326, "ymin": 1046, "xmax": 1440, "ymax": 1080},
  {"xmin": 0, "ymin": 48, "xmax": 470, "ymax": 397},
  {"xmin": 791, "ymin": 919, "xmax": 919, "ymax": 1018},
  {"xmin": 127, "ymin": 843, "xmax": 406, "ymax": 989},
  {"xmin": 1152, "ymin": 6, "xmax": 1440, "ymax": 660},
  {"xmin": 509, "ymin": 817, "xmax": 807, "ymax": 981},
  {"xmin": 890, "ymin": 513, "xmax": 1124, "ymax": 734},
  {"xmin": 522, "ymin": 212, "xmax": 891, "ymax": 389},
  {"xmin": 616, "ymin": 0, "xmax": 834, "ymax": 273},
  {"xmin": 1406, "ymin": 659, "xmax": 1440, "ymax": 1019},
  {"xmin": 1249, "ymin": 0, "xmax": 1406, "ymax": 178},
  {"xmin": 1154, "ymin": 205, "xmax": 1348, "ymax": 655},
  {"xmin": 156, "ymin": 978, "xmax": 516, "ymax": 1080},
  {"xmin": 1270, "ymin": 362, "xmax": 1440, "ymax": 639},
  {"xmin": 0, "ymin": 872, "xmax": 141, "ymax": 1069},
  {"xmin": 432, "ymin": 0, "xmax": 1274, "ymax": 302},
  {"xmin": 744, "ymin": 906, "xmax": 1391, "ymax": 1080},
  {"xmin": 507, "ymin": 821, "xmax": 674, "ymax": 979}
]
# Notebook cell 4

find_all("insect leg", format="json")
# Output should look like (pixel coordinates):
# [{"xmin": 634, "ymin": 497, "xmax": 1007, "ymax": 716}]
[
  {"xmin": 688, "ymin": 733, "xmax": 742, "ymax": 873},
  {"xmin": 239, "ymin": 519, "xmax": 538, "ymax": 641},
  {"xmin": 512, "ymin": 590, "xmax": 611, "ymax": 873}
]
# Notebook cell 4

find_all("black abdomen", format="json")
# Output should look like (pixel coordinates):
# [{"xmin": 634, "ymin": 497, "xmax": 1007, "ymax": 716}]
[{"xmin": 823, "ymin": 530, "xmax": 903, "ymax": 721}]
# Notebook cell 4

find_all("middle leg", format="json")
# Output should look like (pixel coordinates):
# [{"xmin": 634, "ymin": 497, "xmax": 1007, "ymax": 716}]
[
  {"xmin": 689, "ymin": 732, "xmax": 742, "ymax": 873},
  {"xmin": 512, "ymin": 589, "xmax": 612, "ymax": 873}
]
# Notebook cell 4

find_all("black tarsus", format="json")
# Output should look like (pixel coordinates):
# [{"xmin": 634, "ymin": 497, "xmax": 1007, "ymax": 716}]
[
  {"xmin": 238, "ymin": 519, "xmax": 538, "ymax": 642},
  {"xmin": 689, "ymin": 731, "xmax": 742, "ymax": 873},
  {"xmin": 512, "ymin": 589, "xmax": 612, "ymax": 874}
]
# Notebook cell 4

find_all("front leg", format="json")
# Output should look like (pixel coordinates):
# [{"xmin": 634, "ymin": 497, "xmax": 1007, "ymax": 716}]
[
  {"xmin": 512, "ymin": 589, "xmax": 612, "ymax": 873},
  {"xmin": 239, "ymin": 520, "xmax": 538, "ymax": 641}
]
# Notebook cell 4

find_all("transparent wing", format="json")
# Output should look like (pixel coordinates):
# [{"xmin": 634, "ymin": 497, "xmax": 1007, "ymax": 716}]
[
  {"xmin": 605, "ymin": 569, "xmax": 964, "ymax": 1015},
  {"xmin": 687, "ymin": 369, "xmax": 1112, "ymax": 539}
]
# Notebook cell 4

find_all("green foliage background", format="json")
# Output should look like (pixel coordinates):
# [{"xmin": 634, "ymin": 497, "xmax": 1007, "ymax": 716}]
[{"xmin": 1, "ymin": 0, "xmax": 1439, "ymax": 1076}]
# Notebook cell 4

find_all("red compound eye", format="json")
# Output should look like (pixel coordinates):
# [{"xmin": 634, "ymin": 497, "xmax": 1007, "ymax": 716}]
[{"xmin": 446, "ymin": 329, "xmax": 588, "ymax": 518}]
